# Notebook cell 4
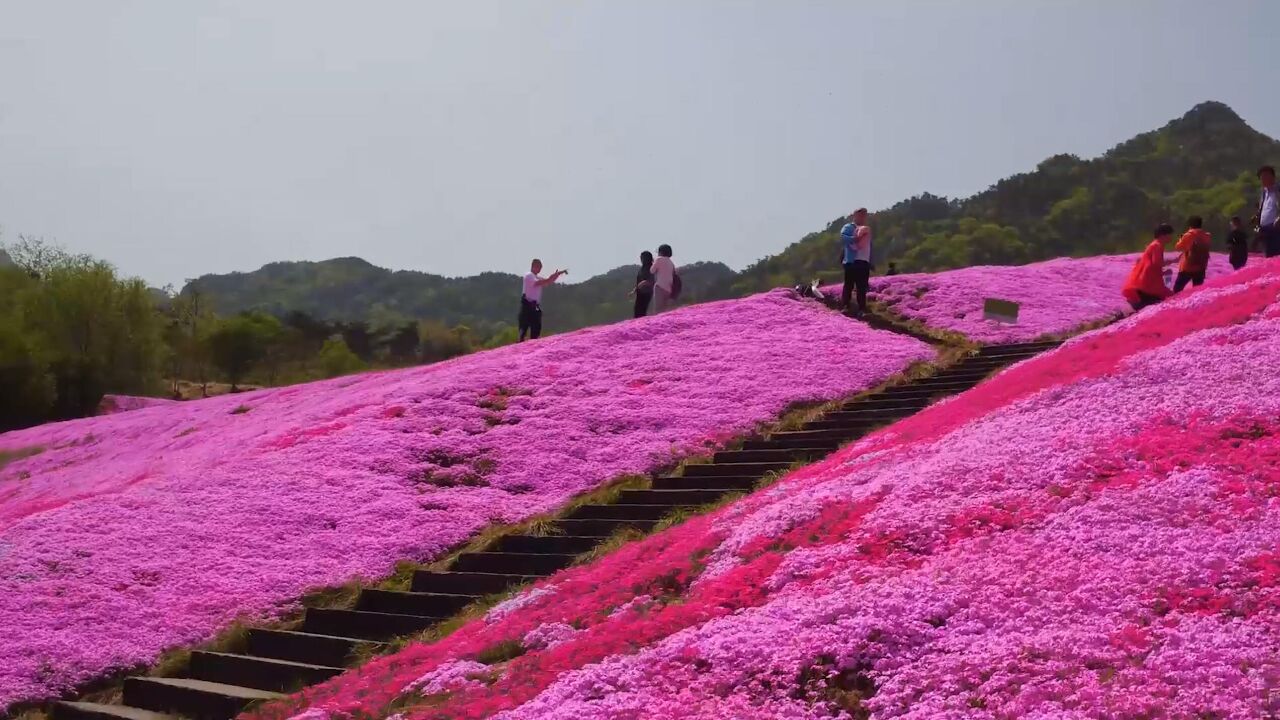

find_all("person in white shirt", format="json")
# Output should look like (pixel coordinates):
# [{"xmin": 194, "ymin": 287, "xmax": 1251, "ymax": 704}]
[
  {"xmin": 519, "ymin": 258, "xmax": 567, "ymax": 341},
  {"xmin": 651, "ymin": 244, "xmax": 678, "ymax": 313},
  {"xmin": 1254, "ymin": 165, "xmax": 1280, "ymax": 258}
]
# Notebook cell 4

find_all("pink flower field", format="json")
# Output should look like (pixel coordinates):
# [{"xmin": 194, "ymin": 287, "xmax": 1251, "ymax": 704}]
[
  {"xmin": 0, "ymin": 290, "xmax": 933, "ymax": 711},
  {"xmin": 257, "ymin": 260, "xmax": 1280, "ymax": 719},
  {"xmin": 827, "ymin": 252, "xmax": 1235, "ymax": 343}
]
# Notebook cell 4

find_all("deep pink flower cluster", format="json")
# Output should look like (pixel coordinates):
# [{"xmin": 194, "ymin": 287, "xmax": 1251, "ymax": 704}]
[
  {"xmin": 258, "ymin": 260, "xmax": 1280, "ymax": 720},
  {"xmin": 0, "ymin": 291, "xmax": 931, "ymax": 711},
  {"xmin": 824, "ymin": 253, "xmax": 1235, "ymax": 342}
]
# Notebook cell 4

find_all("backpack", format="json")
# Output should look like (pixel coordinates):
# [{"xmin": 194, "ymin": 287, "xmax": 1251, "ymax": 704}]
[
  {"xmin": 1189, "ymin": 236, "xmax": 1211, "ymax": 269},
  {"xmin": 670, "ymin": 272, "xmax": 683, "ymax": 300}
]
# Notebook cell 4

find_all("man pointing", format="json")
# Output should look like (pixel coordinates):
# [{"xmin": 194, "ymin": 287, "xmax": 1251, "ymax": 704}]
[{"xmin": 519, "ymin": 259, "xmax": 567, "ymax": 342}]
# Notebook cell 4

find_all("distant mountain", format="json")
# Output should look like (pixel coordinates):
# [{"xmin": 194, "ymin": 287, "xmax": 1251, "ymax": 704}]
[
  {"xmin": 186, "ymin": 257, "xmax": 736, "ymax": 334},
  {"xmin": 186, "ymin": 101, "xmax": 1277, "ymax": 328},
  {"xmin": 729, "ymin": 101, "xmax": 1280, "ymax": 293}
]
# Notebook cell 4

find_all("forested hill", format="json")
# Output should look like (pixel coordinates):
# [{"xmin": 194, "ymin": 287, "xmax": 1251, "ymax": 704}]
[
  {"xmin": 187, "ymin": 101, "xmax": 1277, "ymax": 326},
  {"xmin": 187, "ymin": 257, "xmax": 736, "ymax": 335},
  {"xmin": 728, "ymin": 101, "xmax": 1280, "ymax": 294}
]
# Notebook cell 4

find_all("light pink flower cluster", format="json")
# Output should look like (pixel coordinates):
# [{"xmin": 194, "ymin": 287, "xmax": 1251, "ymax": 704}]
[
  {"xmin": 824, "ymin": 252, "xmax": 1235, "ymax": 342},
  {"xmin": 256, "ymin": 260, "xmax": 1280, "ymax": 720},
  {"xmin": 0, "ymin": 290, "xmax": 931, "ymax": 711}
]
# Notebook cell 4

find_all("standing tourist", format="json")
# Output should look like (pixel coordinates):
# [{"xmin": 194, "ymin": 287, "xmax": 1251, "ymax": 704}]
[
  {"xmin": 1254, "ymin": 165, "xmax": 1280, "ymax": 257},
  {"xmin": 519, "ymin": 259, "xmax": 567, "ymax": 342},
  {"xmin": 1226, "ymin": 216, "xmax": 1250, "ymax": 270},
  {"xmin": 839, "ymin": 208, "xmax": 873, "ymax": 316},
  {"xmin": 651, "ymin": 244, "xmax": 678, "ymax": 313},
  {"xmin": 1122, "ymin": 224, "xmax": 1176, "ymax": 311},
  {"xmin": 1173, "ymin": 215, "xmax": 1211, "ymax": 291},
  {"xmin": 633, "ymin": 251, "xmax": 655, "ymax": 318}
]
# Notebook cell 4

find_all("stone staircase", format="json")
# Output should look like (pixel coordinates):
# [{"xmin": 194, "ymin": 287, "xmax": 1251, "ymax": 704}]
[{"xmin": 52, "ymin": 340, "xmax": 1059, "ymax": 720}]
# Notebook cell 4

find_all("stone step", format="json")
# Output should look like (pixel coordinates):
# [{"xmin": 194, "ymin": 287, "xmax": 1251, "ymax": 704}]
[
  {"xmin": 842, "ymin": 397, "xmax": 931, "ymax": 412},
  {"xmin": 566, "ymin": 504, "xmax": 674, "ymax": 521},
  {"xmin": 452, "ymin": 552, "xmax": 577, "ymax": 576},
  {"xmin": 411, "ymin": 570, "xmax": 534, "ymax": 596},
  {"xmin": 682, "ymin": 462, "xmax": 792, "ymax": 478},
  {"xmin": 803, "ymin": 418, "xmax": 895, "ymax": 432},
  {"xmin": 823, "ymin": 409, "xmax": 918, "ymax": 422},
  {"xmin": 877, "ymin": 383, "xmax": 974, "ymax": 398},
  {"xmin": 357, "ymin": 589, "xmax": 477, "ymax": 617},
  {"xmin": 491, "ymin": 534, "xmax": 604, "ymax": 554},
  {"xmin": 616, "ymin": 488, "xmax": 732, "ymax": 506},
  {"xmin": 651, "ymin": 475, "xmax": 761, "ymax": 491},
  {"xmin": 123, "ymin": 677, "xmax": 282, "ymax": 720},
  {"xmin": 301, "ymin": 608, "xmax": 443, "ymax": 640},
  {"xmin": 53, "ymin": 702, "xmax": 175, "ymax": 720},
  {"xmin": 929, "ymin": 368, "xmax": 994, "ymax": 381},
  {"xmin": 954, "ymin": 356, "xmax": 1023, "ymax": 369},
  {"xmin": 974, "ymin": 347, "xmax": 1050, "ymax": 358},
  {"xmin": 247, "ymin": 629, "xmax": 384, "ymax": 668},
  {"xmin": 549, "ymin": 517, "xmax": 660, "ymax": 537},
  {"xmin": 712, "ymin": 448, "xmax": 826, "ymax": 464},
  {"xmin": 769, "ymin": 428, "xmax": 865, "ymax": 443},
  {"xmin": 188, "ymin": 651, "xmax": 340, "ymax": 693},
  {"xmin": 741, "ymin": 436, "xmax": 842, "ymax": 451},
  {"xmin": 977, "ymin": 341, "xmax": 1058, "ymax": 356}
]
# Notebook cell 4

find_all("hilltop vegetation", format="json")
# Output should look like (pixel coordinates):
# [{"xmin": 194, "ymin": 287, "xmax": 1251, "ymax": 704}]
[
  {"xmin": 186, "ymin": 257, "xmax": 737, "ymax": 334},
  {"xmin": 729, "ymin": 101, "xmax": 1279, "ymax": 292}
]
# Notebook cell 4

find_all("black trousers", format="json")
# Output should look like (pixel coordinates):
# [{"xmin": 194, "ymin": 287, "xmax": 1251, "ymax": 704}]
[
  {"xmin": 1129, "ymin": 291, "xmax": 1164, "ymax": 311},
  {"xmin": 1261, "ymin": 226, "xmax": 1280, "ymax": 258},
  {"xmin": 1173, "ymin": 270, "xmax": 1205, "ymax": 292},
  {"xmin": 518, "ymin": 298, "xmax": 542, "ymax": 341},
  {"xmin": 842, "ymin": 261, "xmax": 871, "ymax": 312},
  {"xmin": 634, "ymin": 292, "xmax": 652, "ymax": 319},
  {"xmin": 1230, "ymin": 251, "xmax": 1248, "ymax": 270}
]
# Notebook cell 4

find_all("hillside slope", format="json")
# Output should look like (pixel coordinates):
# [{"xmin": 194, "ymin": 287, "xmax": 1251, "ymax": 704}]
[
  {"xmin": 730, "ymin": 101, "xmax": 1280, "ymax": 293},
  {"xmin": 0, "ymin": 291, "xmax": 931, "ymax": 710},
  {"xmin": 256, "ymin": 258, "xmax": 1280, "ymax": 720}
]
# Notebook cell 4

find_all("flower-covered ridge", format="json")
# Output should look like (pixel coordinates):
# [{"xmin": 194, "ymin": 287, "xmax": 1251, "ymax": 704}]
[
  {"xmin": 823, "ymin": 252, "xmax": 1233, "ymax": 342},
  {"xmin": 254, "ymin": 260, "xmax": 1280, "ymax": 719},
  {"xmin": 0, "ymin": 290, "xmax": 932, "ymax": 710}
]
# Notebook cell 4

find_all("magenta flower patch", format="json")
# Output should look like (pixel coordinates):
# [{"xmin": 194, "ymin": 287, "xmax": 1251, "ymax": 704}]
[{"xmin": 0, "ymin": 290, "xmax": 930, "ymax": 711}]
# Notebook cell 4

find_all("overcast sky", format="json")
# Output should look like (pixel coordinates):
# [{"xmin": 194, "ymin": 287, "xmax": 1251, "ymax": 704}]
[{"xmin": 2, "ymin": 1, "xmax": 1278, "ymax": 287}]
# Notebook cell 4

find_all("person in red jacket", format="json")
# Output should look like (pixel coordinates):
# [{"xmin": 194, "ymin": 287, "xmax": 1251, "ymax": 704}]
[
  {"xmin": 1122, "ymin": 224, "xmax": 1176, "ymax": 311},
  {"xmin": 1173, "ymin": 215, "xmax": 1212, "ymax": 291}
]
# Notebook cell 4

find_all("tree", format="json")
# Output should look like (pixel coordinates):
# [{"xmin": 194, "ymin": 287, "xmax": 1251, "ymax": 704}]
[
  {"xmin": 0, "ymin": 238, "xmax": 165, "ymax": 422},
  {"xmin": 206, "ymin": 313, "xmax": 282, "ymax": 391},
  {"xmin": 0, "ymin": 268, "xmax": 55, "ymax": 430},
  {"xmin": 418, "ymin": 320, "xmax": 473, "ymax": 363},
  {"xmin": 317, "ymin": 335, "xmax": 365, "ymax": 378}
]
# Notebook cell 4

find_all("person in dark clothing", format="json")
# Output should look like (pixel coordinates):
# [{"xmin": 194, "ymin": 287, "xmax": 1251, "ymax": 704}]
[
  {"xmin": 839, "ymin": 208, "xmax": 873, "ymax": 316},
  {"xmin": 1172, "ymin": 216, "xmax": 1211, "ymax": 292},
  {"xmin": 1227, "ymin": 216, "xmax": 1250, "ymax": 270},
  {"xmin": 886, "ymin": 262, "xmax": 899, "ymax": 276},
  {"xmin": 632, "ymin": 251, "xmax": 655, "ymax": 318}
]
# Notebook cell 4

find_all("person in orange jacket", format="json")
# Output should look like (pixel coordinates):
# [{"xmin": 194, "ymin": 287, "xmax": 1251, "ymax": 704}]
[
  {"xmin": 1122, "ymin": 224, "xmax": 1177, "ymax": 311},
  {"xmin": 1173, "ymin": 215, "xmax": 1212, "ymax": 291}
]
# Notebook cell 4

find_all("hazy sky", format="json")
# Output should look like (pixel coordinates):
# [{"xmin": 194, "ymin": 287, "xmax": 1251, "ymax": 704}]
[{"xmin": 2, "ymin": 1, "xmax": 1279, "ymax": 287}]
